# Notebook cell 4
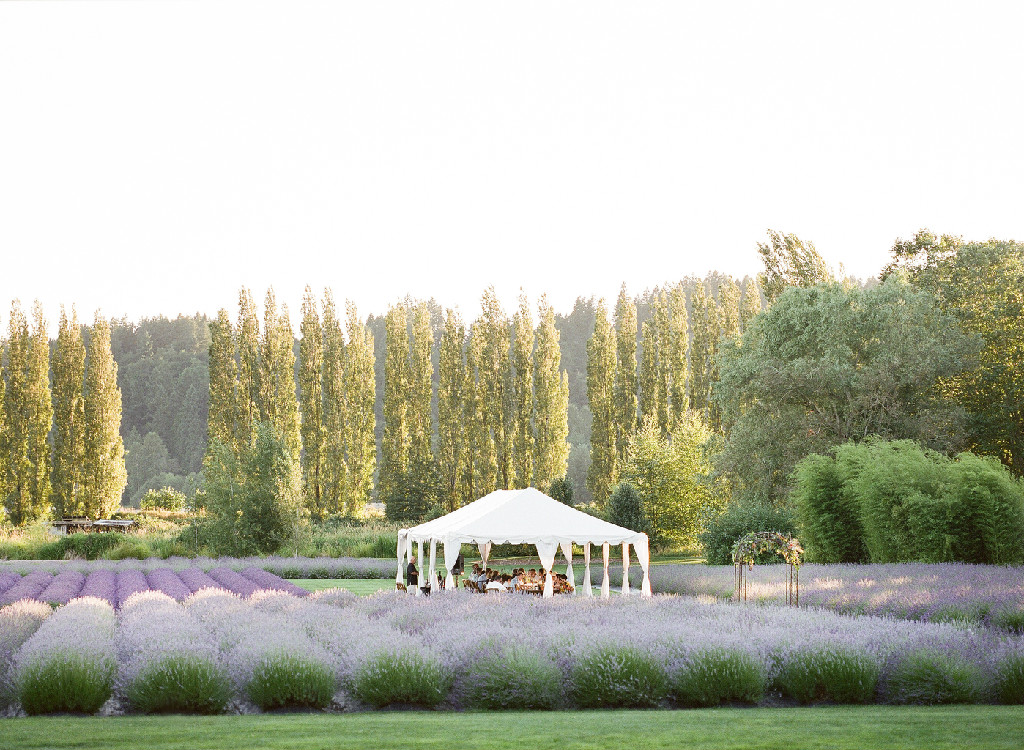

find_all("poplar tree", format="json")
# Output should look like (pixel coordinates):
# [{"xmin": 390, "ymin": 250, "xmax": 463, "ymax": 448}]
[
  {"xmin": 0, "ymin": 314, "xmax": 5, "ymax": 512},
  {"xmin": 689, "ymin": 281, "xmax": 721, "ymax": 425},
  {"xmin": 637, "ymin": 320, "xmax": 661, "ymax": 432},
  {"xmin": 82, "ymin": 314, "xmax": 127, "ymax": 519},
  {"xmin": 344, "ymin": 301, "xmax": 376, "ymax": 516},
  {"xmin": 437, "ymin": 309, "xmax": 466, "ymax": 510},
  {"xmin": 26, "ymin": 302, "xmax": 52, "ymax": 518},
  {"xmin": 321, "ymin": 290, "xmax": 346, "ymax": 515},
  {"xmin": 719, "ymin": 277, "xmax": 742, "ymax": 340},
  {"xmin": 740, "ymin": 279, "xmax": 763, "ymax": 332},
  {"xmin": 52, "ymin": 307, "xmax": 87, "ymax": 518},
  {"xmin": 533, "ymin": 295, "xmax": 570, "ymax": 491},
  {"xmin": 299, "ymin": 287, "xmax": 325, "ymax": 517},
  {"xmin": 464, "ymin": 323, "xmax": 496, "ymax": 502},
  {"xmin": 407, "ymin": 302, "xmax": 434, "ymax": 484},
  {"xmin": 665, "ymin": 283, "xmax": 689, "ymax": 429},
  {"xmin": 260, "ymin": 291, "xmax": 301, "ymax": 460},
  {"xmin": 236, "ymin": 288, "xmax": 261, "ymax": 442},
  {"xmin": 587, "ymin": 299, "xmax": 617, "ymax": 505},
  {"xmin": 613, "ymin": 284, "xmax": 638, "ymax": 458},
  {"xmin": 479, "ymin": 288, "xmax": 513, "ymax": 489},
  {"xmin": 3, "ymin": 303, "xmax": 33, "ymax": 524},
  {"xmin": 381, "ymin": 304, "xmax": 411, "ymax": 515},
  {"xmin": 511, "ymin": 294, "xmax": 534, "ymax": 488},
  {"xmin": 207, "ymin": 309, "xmax": 238, "ymax": 451}
]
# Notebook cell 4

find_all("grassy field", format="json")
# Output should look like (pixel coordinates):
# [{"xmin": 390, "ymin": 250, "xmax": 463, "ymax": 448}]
[
  {"xmin": 289, "ymin": 578, "xmax": 392, "ymax": 595},
  {"xmin": 4, "ymin": 707, "xmax": 1024, "ymax": 750}
]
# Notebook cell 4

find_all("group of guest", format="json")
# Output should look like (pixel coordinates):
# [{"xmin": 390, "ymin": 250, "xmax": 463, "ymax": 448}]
[{"xmin": 462, "ymin": 564, "xmax": 574, "ymax": 594}]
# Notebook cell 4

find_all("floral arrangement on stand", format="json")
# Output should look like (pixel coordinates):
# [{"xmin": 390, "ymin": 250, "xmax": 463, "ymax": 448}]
[{"xmin": 731, "ymin": 531, "xmax": 804, "ymax": 605}]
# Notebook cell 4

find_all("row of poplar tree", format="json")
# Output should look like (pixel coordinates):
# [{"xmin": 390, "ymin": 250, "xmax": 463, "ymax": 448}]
[
  {"xmin": 380, "ymin": 288, "xmax": 570, "ymax": 520},
  {"xmin": 586, "ymin": 278, "xmax": 763, "ymax": 504},
  {"xmin": 1, "ymin": 302, "xmax": 126, "ymax": 525},
  {"xmin": 207, "ymin": 288, "xmax": 377, "ymax": 519}
]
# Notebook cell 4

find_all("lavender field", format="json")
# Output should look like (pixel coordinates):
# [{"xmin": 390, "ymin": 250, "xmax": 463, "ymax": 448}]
[
  {"xmin": 648, "ymin": 563, "xmax": 1024, "ymax": 631},
  {"xmin": 0, "ymin": 556, "xmax": 394, "ymax": 580},
  {"xmin": 2, "ymin": 589, "xmax": 1024, "ymax": 716}
]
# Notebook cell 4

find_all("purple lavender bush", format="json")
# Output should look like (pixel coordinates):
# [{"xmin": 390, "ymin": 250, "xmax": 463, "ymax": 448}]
[{"xmin": 36, "ymin": 571, "xmax": 86, "ymax": 606}]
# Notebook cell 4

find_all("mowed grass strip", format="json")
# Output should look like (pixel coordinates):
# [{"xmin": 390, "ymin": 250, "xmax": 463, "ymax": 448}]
[
  {"xmin": 4, "ymin": 707, "xmax": 1024, "ymax": 750},
  {"xmin": 288, "ymin": 579, "xmax": 391, "ymax": 595}
]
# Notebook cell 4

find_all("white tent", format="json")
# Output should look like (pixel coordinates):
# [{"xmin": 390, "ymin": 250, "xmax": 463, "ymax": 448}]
[{"xmin": 396, "ymin": 487, "xmax": 651, "ymax": 598}]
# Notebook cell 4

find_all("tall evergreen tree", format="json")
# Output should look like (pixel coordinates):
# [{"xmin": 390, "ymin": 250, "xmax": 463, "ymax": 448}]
[
  {"xmin": 299, "ymin": 287, "xmax": 325, "ymax": 517},
  {"xmin": 613, "ymin": 284, "xmax": 638, "ymax": 459},
  {"xmin": 511, "ymin": 294, "xmax": 534, "ymax": 488},
  {"xmin": 689, "ymin": 281, "xmax": 721, "ymax": 425},
  {"xmin": 587, "ymin": 299, "xmax": 617, "ymax": 505},
  {"xmin": 321, "ymin": 290, "xmax": 346, "ymax": 515},
  {"xmin": 437, "ymin": 309, "xmax": 466, "ymax": 510},
  {"xmin": 719, "ymin": 277, "xmax": 742, "ymax": 340},
  {"xmin": 82, "ymin": 314, "xmax": 127, "ymax": 519},
  {"xmin": 740, "ymin": 279, "xmax": 763, "ymax": 332},
  {"xmin": 479, "ymin": 288, "xmax": 513, "ymax": 489},
  {"xmin": 381, "ymin": 304, "xmax": 411, "ymax": 516},
  {"xmin": 464, "ymin": 322, "xmax": 496, "ymax": 502},
  {"xmin": 236, "ymin": 288, "xmax": 261, "ymax": 442},
  {"xmin": 207, "ymin": 308, "xmax": 238, "ymax": 451},
  {"xmin": 344, "ymin": 301, "xmax": 376, "ymax": 516},
  {"xmin": 665, "ymin": 283, "xmax": 689, "ymax": 430},
  {"xmin": 52, "ymin": 307, "xmax": 87, "ymax": 518},
  {"xmin": 533, "ymin": 295, "xmax": 570, "ymax": 491}
]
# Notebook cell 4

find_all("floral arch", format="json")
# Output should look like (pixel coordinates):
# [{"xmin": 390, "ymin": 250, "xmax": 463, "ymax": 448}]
[{"xmin": 731, "ymin": 531, "xmax": 804, "ymax": 606}]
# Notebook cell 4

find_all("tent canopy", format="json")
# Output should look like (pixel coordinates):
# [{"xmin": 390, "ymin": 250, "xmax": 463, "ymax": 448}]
[{"xmin": 397, "ymin": 488, "xmax": 651, "ymax": 598}]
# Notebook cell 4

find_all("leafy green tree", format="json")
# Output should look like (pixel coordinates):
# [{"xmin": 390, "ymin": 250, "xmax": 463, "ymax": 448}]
[
  {"xmin": 82, "ymin": 314, "xmax": 128, "ymax": 519},
  {"xmin": 124, "ymin": 431, "xmax": 174, "ymax": 506},
  {"xmin": 51, "ymin": 307, "xmax": 87, "ymax": 518},
  {"xmin": 407, "ymin": 302, "xmax": 434, "ymax": 489},
  {"xmin": 586, "ymin": 300, "xmax": 617, "ymax": 505},
  {"xmin": 204, "ymin": 422, "xmax": 304, "ymax": 555},
  {"xmin": 464, "ymin": 322, "xmax": 496, "ymax": 502},
  {"xmin": 665, "ymin": 283, "xmax": 689, "ymax": 429},
  {"xmin": 320, "ymin": 290, "xmax": 346, "ymax": 515},
  {"xmin": 26, "ymin": 302, "xmax": 52, "ymax": 519},
  {"xmin": 688, "ymin": 282, "xmax": 720, "ymax": 425},
  {"xmin": 3, "ymin": 302, "xmax": 46, "ymax": 525},
  {"xmin": 207, "ymin": 309, "xmax": 238, "ymax": 452},
  {"xmin": 437, "ymin": 309, "xmax": 466, "ymax": 510},
  {"xmin": 533, "ymin": 296, "xmax": 570, "ymax": 491},
  {"xmin": 637, "ymin": 318, "xmax": 664, "ymax": 433},
  {"xmin": 739, "ymin": 279, "xmax": 763, "ymax": 332},
  {"xmin": 548, "ymin": 476, "xmax": 574, "ymax": 506},
  {"xmin": 140, "ymin": 486, "xmax": 186, "ymax": 512},
  {"xmin": 613, "ymin": 284, "xmax": 638, "ymax": 460},
  {"xmin": 511, "ymin": 294, "xmax": 534, "ymax": 489},
  {"xmin": 607, "ymin": 482, "xmax": 649, "ymax": 535},
  {"xmin": 259, "ymin": 290, "xmax": 301, "ymax": 460},
  {"xmin": 716, "ymin": 277, "xmax": 978, "ymax": 505},
  {"xmin": 299, "ymin": 287, "xmax": 325, "ymax": 517},
  {"xmin": 236, "ymin": 288, "xmax": 261, "ymax": 441},
  {"xmin": 884, "ymin": 231, "xmax": 1024, "ymax": 476},
  {"xmin": 479, "ymin": 288, "xmax": 513, "ymax": 489},
  {"xmin": 381, "ymin": 304, "xmax": 411, "ymax": 517},
  {"xmin": 718, "ymin": 278, "xmax": 741, "ymax": 341},
  {"xmin": 343, "ymin": 301, "xmax": 376, "ymax": 516},
  {"xmin": 757, "ymin": 229, "xmax": 832, "ymax": 306},
  {"xmin": 618, "ymin": 412, "xmax": 724, "ymax": 547}
]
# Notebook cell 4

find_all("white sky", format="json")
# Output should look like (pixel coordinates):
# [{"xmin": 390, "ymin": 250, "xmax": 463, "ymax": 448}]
[{"xmin": 2, "ymin": 1, "xmax": 1023, "ymax": 329}]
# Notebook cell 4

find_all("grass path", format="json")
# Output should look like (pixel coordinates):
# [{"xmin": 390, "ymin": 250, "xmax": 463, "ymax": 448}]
[
  {"xmin": 3, "ymin": 707, "xmax": 1024, "ymax": 750},
  {"xmin": 288, "ymin": 579, "xmax": 390, "ymax": 595}
]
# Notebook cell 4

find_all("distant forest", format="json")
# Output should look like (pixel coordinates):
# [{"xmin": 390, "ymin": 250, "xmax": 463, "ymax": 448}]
[{"xmin": 111, "ymin": 273, "xmax": 776, "ymax": 507}]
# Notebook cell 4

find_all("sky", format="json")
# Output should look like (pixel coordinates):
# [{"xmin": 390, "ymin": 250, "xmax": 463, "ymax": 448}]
[{"xmin": 1, "ymin": 1, "xmax": 1023, "ymax": 329}]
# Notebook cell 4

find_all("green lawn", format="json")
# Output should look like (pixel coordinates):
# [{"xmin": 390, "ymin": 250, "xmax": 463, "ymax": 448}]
[
  {"xmin": 289, "ymin": 578, "xmax": 392, "ymax": 595},
  {"xmin": 3, "ymin": 707, "xmax": 1024, "ymax": 750}
]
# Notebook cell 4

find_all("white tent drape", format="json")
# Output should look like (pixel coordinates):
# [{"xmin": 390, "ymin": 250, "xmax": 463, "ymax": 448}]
[
  {"xmin": 634, "ymin": 535, "xmax": 652, "ymax": 596},
  {"xmin": 621, "ymin": 542, "xmax": 631, "ymax": 596},
  {"xmin": 396, "ymin": 534, "xmax": 406, "ymax": 587},
  {"xmin": 536, "ymin": 541, "xmax": 557, "ymax": 598},
  {"xmin": 582, "ymin": 542, "xmax": 592, "ymax": 597},
  {"xmin": 601, "ymin": 542, "xmax": 610, "ymax": 599},
  {"xmin": 559, "ymin": 541, "xmax": 575, "ymax": 595},
  {"xmin": 428, "ymin": 540, "xmax": 438, "ymax": 593},
  {"xmin": 443, "ymin": 540, "xmax": 458, "ymax": 590},
  {"xmin": 479, "ymin": 541, "xmax": 491, "ymax": 570},
  {"xmin": 416, "ymin": 541, "xmax": 425, "ymax": 597}
]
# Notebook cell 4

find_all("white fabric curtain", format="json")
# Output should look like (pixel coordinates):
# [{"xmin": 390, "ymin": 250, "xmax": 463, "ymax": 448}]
[
  {"xmin": 416, "ymin": 540, "xmax": 425, "ymax": 597},
  {"xmin": 396, "ymin": 533, "xmax": 406, "ymax": 586},
  {"xmin": 621, "ymin": 542, "xmax": 631, "ymax": 596},
  {"xmin": 479, "ymin": 541, "xmax": 491, "ymax": 570},
  {"xmin": 601, "ymin": 542, "xmax": 610, "ymax": 599},
  {"xmin": 582, "ymin": 543, "xmax": 592, "ymax": 597},
  {"xmin": 559, "ymin": 541, "xmax": 575, "ymax": 595},
  {"xmin": 443, "ymin": 539, "xmax": 458, "ymax": 590},
  {"xmin": 428, "ymin": 540, "xmax": 438, "ymax": 593},
  {"xmin": 536, "ymin": 541, "xmax": 557, "ymax": 598},
  {"xmin": 634, "ymin": 535, "xmax": 652, "ymax": 597}
]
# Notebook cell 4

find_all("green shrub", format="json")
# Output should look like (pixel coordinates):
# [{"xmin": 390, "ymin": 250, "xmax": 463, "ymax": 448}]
[
  {"xmin": 126, "ymin": 656, "xmax": 231, "ymax": 714},
  {"xmin": 991, "ymin": 607, "xmax": 1024, "ymax": 634},
  {"xmin": 463, "ymin": 648, "xmax": 562, "ymax": 710},
  {"xmin": 17, "ymin": 654, "xmax": 116, "ymax": 715},
  {"xmin": 885, "ymin": 651, "xmax": 983, "ymax": 705},
  {"xmin": 608, "ymin": 483, "xmax": 650, "ymax": 537},
  {"xmin": 792, "ymin": 453, "xmax": 867, "ymax": 563},
  {"xmin": 670, "ymin": 648, "xmax": 764, "ymax": 707},
  {"xmin": 353, "ymin": 649, "xmax": 449, "ymax": 708},
  {"xmin": 36, "ymin": 533, "xmax": 124, "ymax": 561},
  {"xmin": 246, "ymin": 654, "xmax": 335, "ymax": 710},
  {"xmin": 700, "ymin": 503, "xmax": 797, "ymax": 565},
  {"xmin": 995, "ymin": 652, "xmax": 1024, "ymax": 705},
  {"xmin": 103, "ymin": 540, "xmax": 151, "ymax": 560},
  {"xmin": 776, "ymin": 646, "xmax": 879, "ymax": 704},
  {"xmin": 141, "ymin": 487, "xmax": 187, "ymax": 512},
  {"xmin": 571, "ymin": 645, "xmax": 667, "ymax": 708}
]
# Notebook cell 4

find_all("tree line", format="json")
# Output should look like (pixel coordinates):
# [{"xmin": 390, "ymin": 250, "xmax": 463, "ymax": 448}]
[{"xmin": 1, "ymin": 303, "xmax": 125, "ymax": 524}]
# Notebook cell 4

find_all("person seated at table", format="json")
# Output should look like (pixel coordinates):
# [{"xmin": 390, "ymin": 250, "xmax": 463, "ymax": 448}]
[{"xmin": 486, "ymin": 574, "xmax": 509, "ymax": 593}]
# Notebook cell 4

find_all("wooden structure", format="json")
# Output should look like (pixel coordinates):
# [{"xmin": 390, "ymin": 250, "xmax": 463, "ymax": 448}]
[{"xmin": 50, "ymin": 517, "xmax": 137, "ymax": 535}]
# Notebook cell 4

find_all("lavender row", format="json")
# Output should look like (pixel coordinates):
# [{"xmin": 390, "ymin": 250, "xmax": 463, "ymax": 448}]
[
  {"xmin": 0, "ymin": 555, "xmax": 394, "ymax": 580},
  {"xmin": 0, "ymin": 567, "xmax": 307, "ymax": 608},
  {"xmin": 2, "ymin": 590, "xmax": 1022, "ymax": 714},
  {"xmin": 646, "ymin": 563, "xmax": 1024, "ymax": 629}
]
